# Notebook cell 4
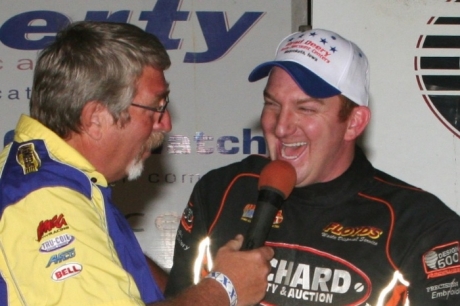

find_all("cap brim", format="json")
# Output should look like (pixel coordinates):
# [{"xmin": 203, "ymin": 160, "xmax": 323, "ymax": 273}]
[{"xmin": 248, "ymin": 61, "xmax": 341, "ymax": 98}]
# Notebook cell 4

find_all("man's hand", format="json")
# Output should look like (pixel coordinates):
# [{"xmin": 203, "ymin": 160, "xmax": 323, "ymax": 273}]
[
  {"xmin": 153, "ymin": 235, "xmax": 273, "ymax": 306},
  {"xmin": 211, "ymin": 234, "xmax": 274, "ymax": 306}
]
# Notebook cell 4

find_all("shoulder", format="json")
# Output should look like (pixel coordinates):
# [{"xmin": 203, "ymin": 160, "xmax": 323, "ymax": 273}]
[
  {"xmin": 1, "ymin": 139, "xmax": 91, "ymax": 207},
  {"xmin": 366, "ymin": 168, "xmax": 459, "ymax": 221}
]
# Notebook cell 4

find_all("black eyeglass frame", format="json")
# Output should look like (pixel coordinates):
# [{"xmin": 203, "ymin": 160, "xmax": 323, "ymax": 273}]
[{"xmin": 130, "ymin": 96, "xmax": 169, "ymax": 122}]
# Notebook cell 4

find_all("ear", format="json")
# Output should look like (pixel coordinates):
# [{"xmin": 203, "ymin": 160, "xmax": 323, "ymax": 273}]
[
  {"xmin": 80, "ymin": 101, "xmax": 111, "ymax": 140},
  {"xmin": 344, "ymin": 106, "xmax": 371, "ymax": 141}
]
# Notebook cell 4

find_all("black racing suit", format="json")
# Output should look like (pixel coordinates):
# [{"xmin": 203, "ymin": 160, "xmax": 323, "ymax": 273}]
[{"xmin": 166, "ymin": 147, "xmax": 460, "ymax": 305}]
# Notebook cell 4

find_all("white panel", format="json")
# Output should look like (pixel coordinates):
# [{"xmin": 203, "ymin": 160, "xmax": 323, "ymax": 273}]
[{"xmin": 313, "ymin": 0, "xmax": 460, "ymax": 213}]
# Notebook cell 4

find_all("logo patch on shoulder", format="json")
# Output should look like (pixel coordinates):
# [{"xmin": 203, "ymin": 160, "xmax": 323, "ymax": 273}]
[
  {"xmin": 16, "ymin": 143, "xmax": 41, "ymax": 174},
  {"xmin": 423, "ymin": 241, "xmax": 460, "ymax": 279},
  {"xmin": 180, "ymin": 203, "xmax": 194, "ymax": 233}
]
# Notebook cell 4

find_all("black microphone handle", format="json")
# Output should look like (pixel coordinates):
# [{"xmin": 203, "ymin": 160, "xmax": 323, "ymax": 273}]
[{"xmin": 242, "ymin": 189, "xmax": 284, "ymax": 250}]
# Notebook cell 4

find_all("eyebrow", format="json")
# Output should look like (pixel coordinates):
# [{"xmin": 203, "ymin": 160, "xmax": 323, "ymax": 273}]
[
  {"xmin": 152, "ymin": 83, "xmax": 170, "ymax": 105},
  {"xmin": 160, "ymin": 90, "xmax": 170, "ymax": 100},
  {"xmin": 160, "ymin": 82, "xmax": 171, "ymax": 98},
  {"xmin": 263, "ymin": 89, "xmax": 324, "ymax": 105}
]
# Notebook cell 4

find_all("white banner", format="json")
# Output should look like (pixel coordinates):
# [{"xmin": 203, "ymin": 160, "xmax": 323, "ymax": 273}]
[{"xmin": 0, "ymin": 0, "xmax": 292, "ymax": 270}]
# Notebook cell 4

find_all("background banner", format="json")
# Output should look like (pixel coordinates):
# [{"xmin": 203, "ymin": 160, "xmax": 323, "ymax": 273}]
[{"xmin": 1, "ymin": 0, "xmax": 459, "ymax": 272}]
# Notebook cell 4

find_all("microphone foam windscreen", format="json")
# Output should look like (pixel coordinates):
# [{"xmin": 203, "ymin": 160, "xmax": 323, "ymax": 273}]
[{"xmin": 258, "ymin": 160, "xmax": 297, "ymax": 199}]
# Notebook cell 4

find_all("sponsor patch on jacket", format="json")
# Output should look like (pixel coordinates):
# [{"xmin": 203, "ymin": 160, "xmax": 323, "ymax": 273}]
[
  {"xmin": 37, "ymin": 214, "xmax": 69, "ymax": 241},
  {"xmin": 180, "ymin": 203, "xmax": 194, "ymax": 233},
  {"xmin": 39, "ymin": 233, "xmax": 75, "ymax": 253},
  {"xmin": 16, "ymin": 143, "xmax": 41, "ymax": 174},
  {"xmin": 46, "ymin": 248, "xmax": 76, "ymax": 267},
  {"xmin": 423, "ymin": 241, "xmax": 460, "ymax": 279},
  {"xmin": 426, "ymin": 279, "xmax": 460, "ymax": 300},
  {"xmin": 176, "ymin": 229, "xmax": 190, "ymax": 251},
  {"xmin": 241, "ymin": 203, "xmax": 284, "ymax": 227},
  {"xmin": 321, "ymin": 222, "xmax": 383, "ymax": 246},
  {"xmin": 263, "ymin": 242, "xmax": 372, "ymax": 305},
  {"xmin": 51, "ymin": 262, "xmax": 82, "ymax": 281}
]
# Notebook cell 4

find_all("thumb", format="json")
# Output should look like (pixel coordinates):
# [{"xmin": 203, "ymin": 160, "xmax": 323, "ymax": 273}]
[{"xmin": 224, "ymin": 234, "xmax": 244, "ymax": 251}]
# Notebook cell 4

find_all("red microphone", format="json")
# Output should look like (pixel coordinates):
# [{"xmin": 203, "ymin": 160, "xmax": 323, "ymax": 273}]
[{"xmin": 242, "ymin": 160, "xmax": 296, "ymax": 250}]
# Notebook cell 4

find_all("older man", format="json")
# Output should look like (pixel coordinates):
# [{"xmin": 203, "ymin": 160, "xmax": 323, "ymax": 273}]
[{"xmin": 0, "ymin": 21, "xmax": 273, "ymax": 306}]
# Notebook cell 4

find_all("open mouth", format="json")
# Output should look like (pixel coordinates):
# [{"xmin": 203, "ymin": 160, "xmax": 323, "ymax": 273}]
[{"xmin": 281, "ymin": 142, "xmax": 307, "ymax": 160}]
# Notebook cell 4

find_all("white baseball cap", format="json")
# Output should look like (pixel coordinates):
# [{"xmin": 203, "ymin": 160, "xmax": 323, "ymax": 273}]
[{"xmin": 248, "ymin": 29, "xmax": 369, "ymax": 106}]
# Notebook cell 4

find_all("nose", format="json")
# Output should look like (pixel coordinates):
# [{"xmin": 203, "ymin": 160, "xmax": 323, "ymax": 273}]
[
  {"xmin": 153, "ymin": 110, "xmax": 172, "ymax": 133},
  {"xmin": 274, "ymin": 108, "xmax": 295, "ymax": 138}
]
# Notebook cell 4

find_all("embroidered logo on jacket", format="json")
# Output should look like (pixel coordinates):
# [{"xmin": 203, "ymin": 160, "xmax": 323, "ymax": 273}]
[
  {"xmin": 51, "ymin": 262, "xmax": 82, "ymax": 281},
  {"xmin": 426, "ymin": 279, "xmax": 460, "ymax": 300},
  {"xmin": 241, "ymin": 203, "xmax": 284, "ymax": 227},
  {"xmin": 16, "ymin": 143, "xmax": 41, "ymax": 174},
  {"xmin": 180, "ymin": 203, "xmax": 194, "ymax": 233},
  {"xmin": 46, "ymin": 248, "xmax": 76, "ymax": 267},
  {"xmin": 39, "ymin": 233, "xmax": 75, "ymax": 253},
  {"xmin": 423, "ymin": 241, "xmax": 460, "ymax": 279},
  {"xmin": 37, "ymin": 214, "xmax": 69, "ymax": 241},
  {"xmin": 262, "ymin": 242, "xmax": 372, "ymax": 305},
  {"xmin": 322, "ymin": 222, "xmax": 383, "ymax": 245}
]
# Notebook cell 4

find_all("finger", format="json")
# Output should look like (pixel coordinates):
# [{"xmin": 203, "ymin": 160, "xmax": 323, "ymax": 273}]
[
  {"xmin": 224, "ymin": 234, "xmax": 244, "ymax": 251},
  {"xmin": 233, "ymin": 234, "xmax": 244, "ymax": 244},
  {"xmin": 258, "ymin": 246, "xmax": 275, "ymax": 260}
]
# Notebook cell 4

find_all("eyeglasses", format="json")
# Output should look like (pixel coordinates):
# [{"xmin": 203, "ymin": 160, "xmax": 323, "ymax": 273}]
[{"xmin": 130, "ymin": 96, "xmax": 169, "ymax": 122}]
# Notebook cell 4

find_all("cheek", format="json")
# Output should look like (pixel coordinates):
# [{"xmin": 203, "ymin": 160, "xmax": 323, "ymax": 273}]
[
  {"xmin": 126, "ymin": 128, "xmax": 153, "ymax": 154},
  {"xmin": 308, "ymin": 122, "xmax": 347, "ymax": 149},
  {"xmin": 302, "ymin": 122, "xmax": 321, "ymax": 138},
  {"xmin": 304, "ymin": 117, "xmax": 336, "ymax": 136},
  {"xmin": 260, "ymin": 111, "xmax": 276, "ymax": 132},
  {"xmin": 136, "ymin": 119, "xmax": 154, "ymax": 138}
]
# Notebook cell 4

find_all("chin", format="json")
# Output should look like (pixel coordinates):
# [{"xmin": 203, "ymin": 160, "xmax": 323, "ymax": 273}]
[{"xmin": 126, "ymin": 160, "xmax": 144, "ymax": 181}]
